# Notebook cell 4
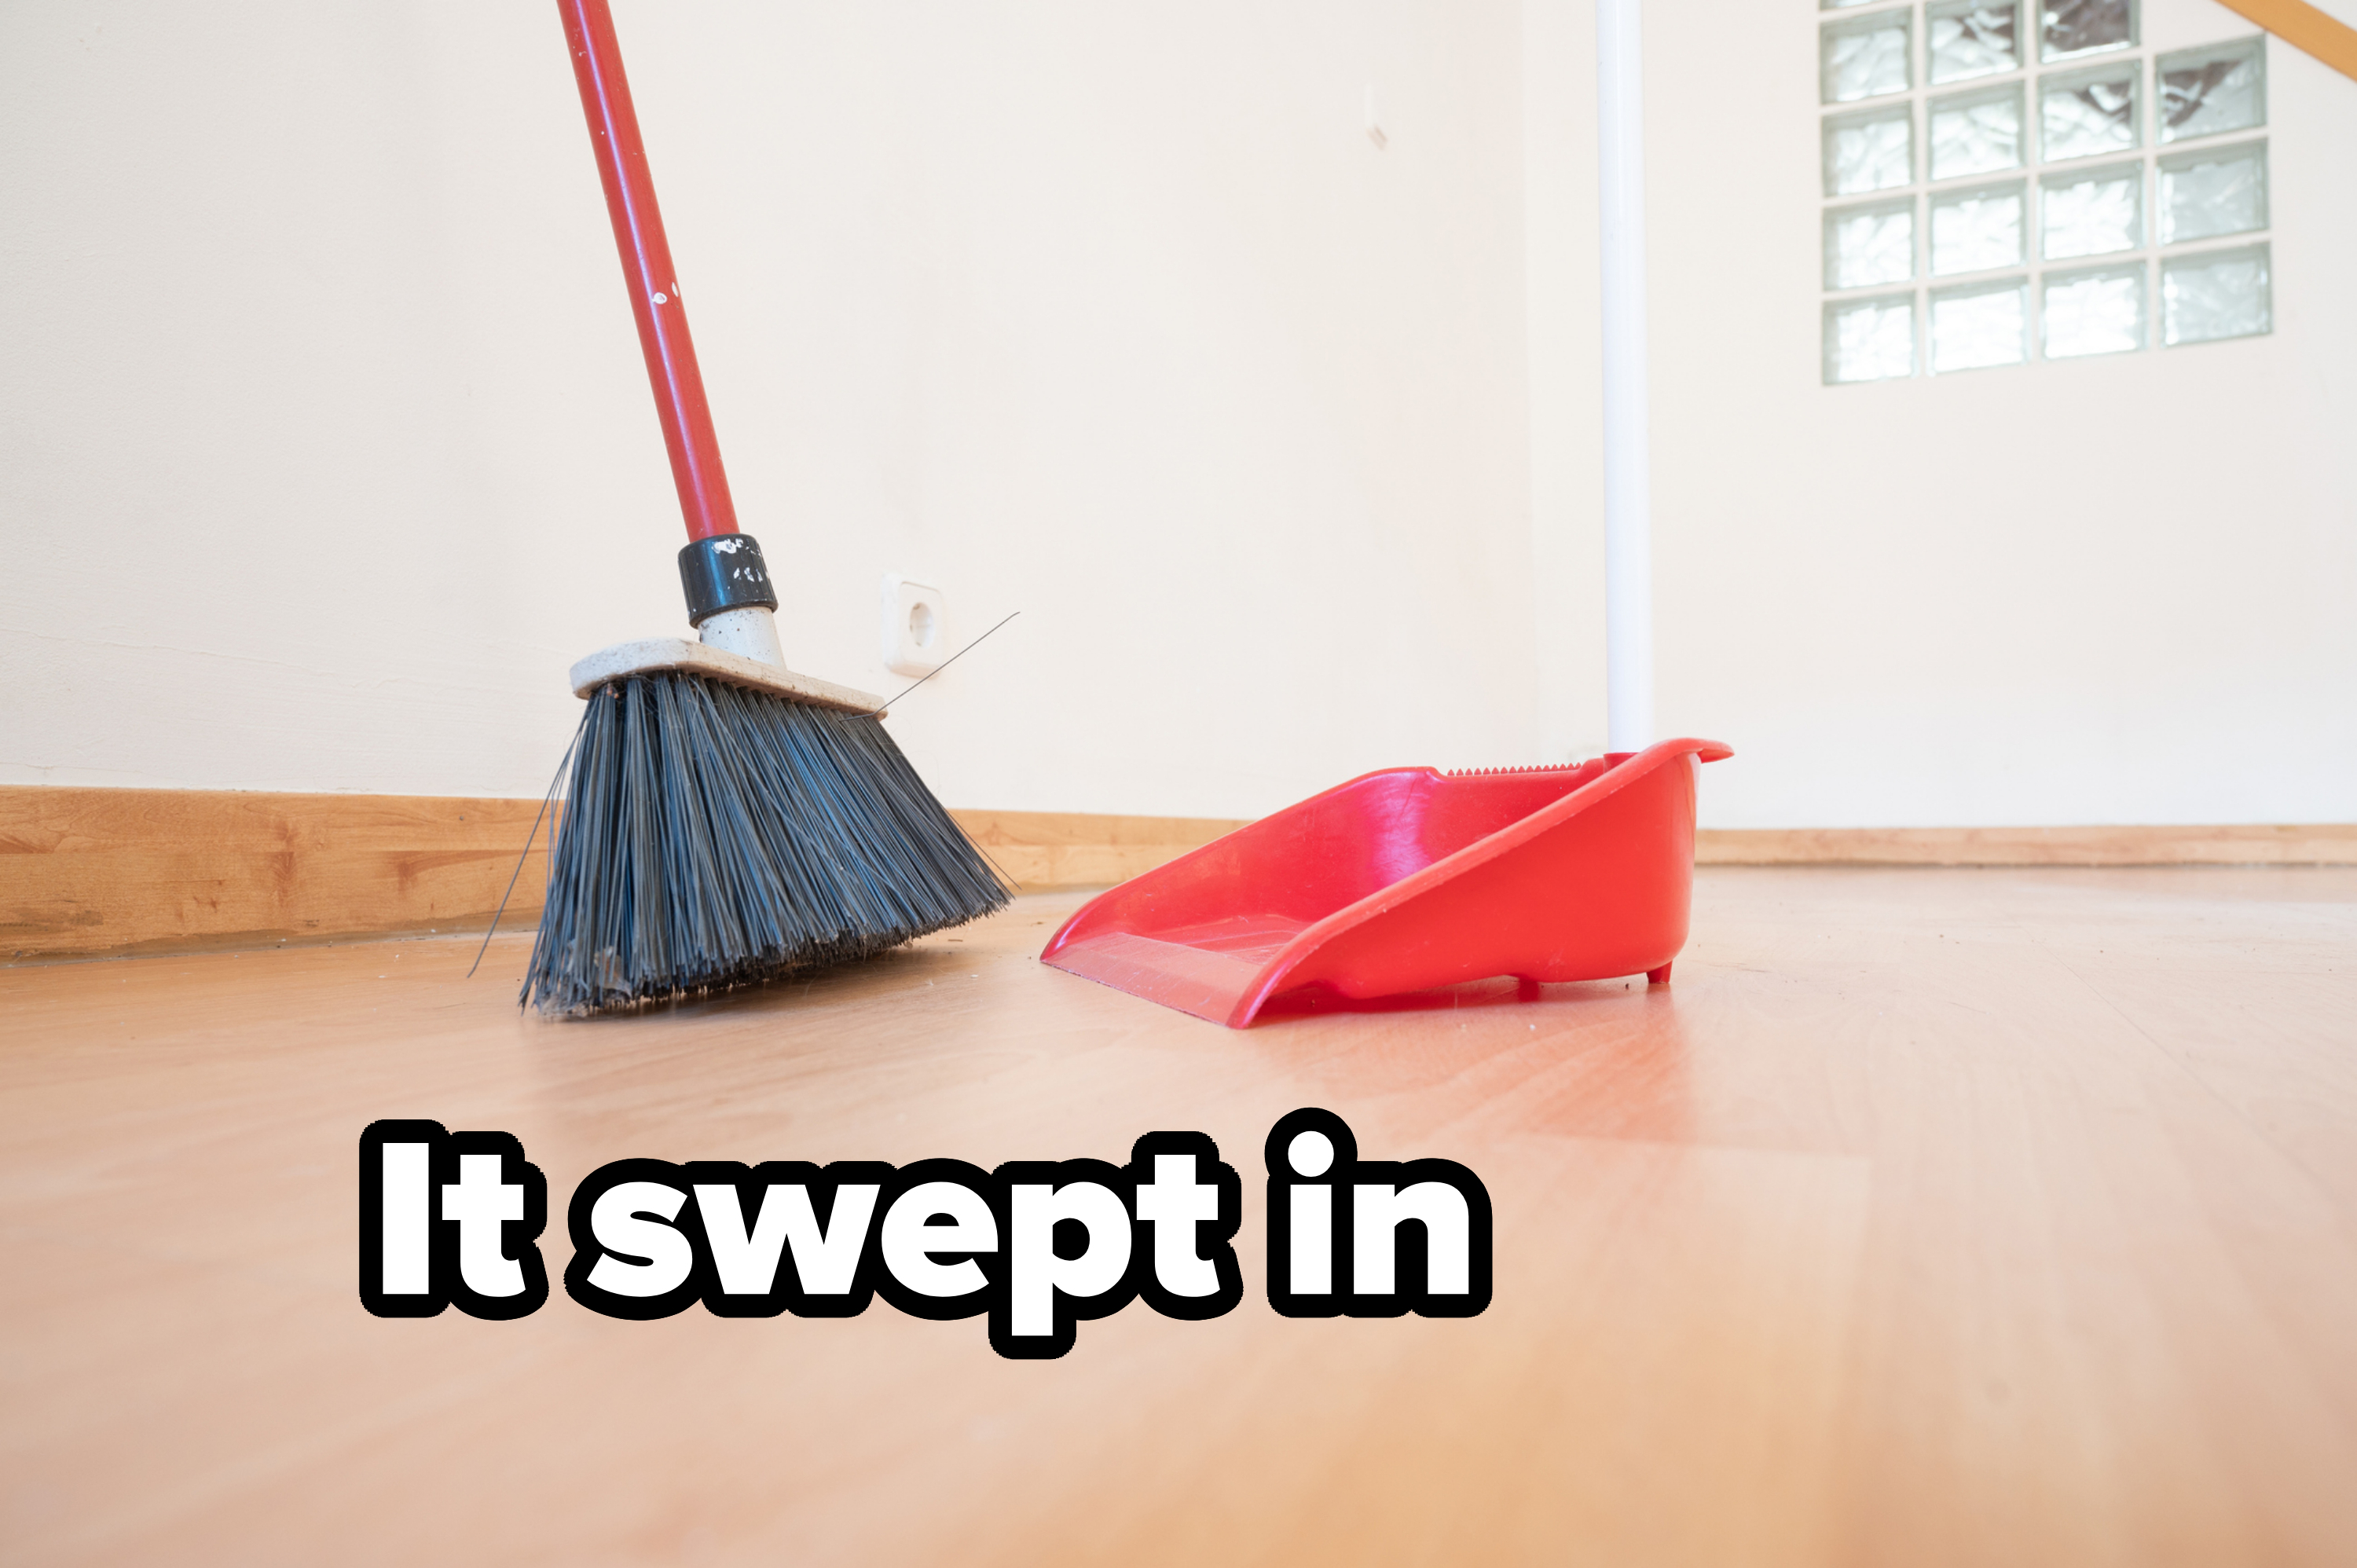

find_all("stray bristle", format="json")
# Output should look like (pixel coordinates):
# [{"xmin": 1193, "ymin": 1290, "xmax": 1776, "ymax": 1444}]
[{"xmin": 522, "ymin": 672, "xmax": 1010, "ymax": 1015}]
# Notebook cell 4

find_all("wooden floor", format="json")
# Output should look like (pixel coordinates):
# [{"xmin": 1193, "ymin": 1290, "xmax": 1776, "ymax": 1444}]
[{"xmin": 3, "ymin": 866, "xmax": 2355, "ymax": 1566}]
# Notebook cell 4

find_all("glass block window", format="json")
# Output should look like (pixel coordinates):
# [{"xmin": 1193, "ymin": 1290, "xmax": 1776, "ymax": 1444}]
[
  {"xmin": 2041, "ymin": 64, "xmax": 2138, "ymax": 160},
  {"xmin": 1824, "ymin": 292, "xmax": 1918, "ymax": 382},
  {"xmin": 2157, "ymin": 141, "xmax": 2267, "ymax": 242},
  {"xmin": 1825, "ymin": 104, "xmax": 1915, "ymax": 193},
  {"xmin": 1931, "ymin": 279, "xmax": 2029, "ymax": 370},
  {"xmin": 2043, "ymin": 0, "xmax": 2136, "ymax": 61},
  {"xmin": 2163, "ymin": 243, "xmax": 2271, "ymax": 343},
  {"xmin": 2041, "ymin": 163, "xmax": 2141, "ymax": 258},
  {"xmin": 1823, "ymin": 12, "xmax": 1915, "ymax": 102},
  {"xmin": 1931, "ymin": 181, "xmax": 2025, "ymax": 273},
  {"xmin": 1827, "ymin": 198, "xmax": 1918, "ymax": 288},
  {"xmin": 2044, "ymin": 263, "xmax": 2146, "ymax": 357},
  {"xmin": 1820, "ymin": 5, "xmax": 2275, "ymax": 383},
  {"xmin": 1930, "ymin": 85, "xmax": 2025, "ymax": 178},
  {"xmin": 1930, "ymin": 2, "xmax": 2019, "ymax": 82},
  {"xmin": 2159, "ymin": 38, "xmax": 2264, "ymax": 141}
]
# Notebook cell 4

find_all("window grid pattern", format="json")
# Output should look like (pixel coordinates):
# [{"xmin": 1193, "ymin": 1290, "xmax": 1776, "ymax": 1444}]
[{"xmin": 1819, "ymin": 0, "xmax": 2274, "ymax": 383}]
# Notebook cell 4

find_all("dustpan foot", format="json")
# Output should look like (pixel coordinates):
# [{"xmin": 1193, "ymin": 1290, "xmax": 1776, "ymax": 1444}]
[{"xmin": 1646, "ymin": 963, "xmax": 1673, "ymax": 986}]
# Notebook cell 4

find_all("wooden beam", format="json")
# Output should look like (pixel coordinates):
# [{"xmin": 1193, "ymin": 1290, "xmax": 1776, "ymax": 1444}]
[{"xmin": 2213, "ymin": 0, "xmax": 2357, "ymax": 82}]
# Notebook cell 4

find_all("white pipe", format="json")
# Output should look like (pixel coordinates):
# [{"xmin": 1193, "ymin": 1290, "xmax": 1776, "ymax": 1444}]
[{"xmin": 1596, "ymin": 0, "xmax": 1654, "ymax": 752}]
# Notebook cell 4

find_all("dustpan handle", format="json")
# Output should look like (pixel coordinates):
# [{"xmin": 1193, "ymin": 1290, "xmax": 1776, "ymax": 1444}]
[{"xmin": 557, "ymin": 0, "xmax": 740, "ymax": 544}]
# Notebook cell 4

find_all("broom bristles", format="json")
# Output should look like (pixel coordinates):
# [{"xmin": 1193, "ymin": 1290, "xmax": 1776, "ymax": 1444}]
[{"xmin": 522, "ymin": 671, "xmax": 1010, "ymax": 1015}]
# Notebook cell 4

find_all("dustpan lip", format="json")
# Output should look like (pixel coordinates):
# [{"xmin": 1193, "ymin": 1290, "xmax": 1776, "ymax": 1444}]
[{"xmin": 1224, "ymin": 737, "xmax": 1732, "ymax": 1025}]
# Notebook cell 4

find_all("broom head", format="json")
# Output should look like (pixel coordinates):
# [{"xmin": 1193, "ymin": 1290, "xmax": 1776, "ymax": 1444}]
[{"xmin": 522, "ymin": 639, "xmax": 1010, "ymax": 1015}]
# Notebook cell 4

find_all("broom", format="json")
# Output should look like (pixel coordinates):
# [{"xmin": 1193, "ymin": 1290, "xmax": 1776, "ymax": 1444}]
[{"xmin": 521, "ymin": 0, "xmax": 1008, "ymax": 1014}]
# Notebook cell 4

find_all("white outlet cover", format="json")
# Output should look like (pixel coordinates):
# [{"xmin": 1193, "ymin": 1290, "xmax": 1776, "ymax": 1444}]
[{"xmin": 882, "ymin": 574, "xmax": 946, "ymax": 676}]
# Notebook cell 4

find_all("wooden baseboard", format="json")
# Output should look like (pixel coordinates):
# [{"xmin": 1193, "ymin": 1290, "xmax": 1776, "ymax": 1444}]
[
  {"xmin": 948, "ymin": 808, "xmax": 1251, "ymax": 892},
  {"xmin": 1694, "ymin": 824, "xmax": 2357, "ymax": 866},
  {"xmin": 5, "ymin": 785, "xmax": 2348, "ymax": 962},
  {"xmin": 2, "ymin": 787, "xmax": 553, "ymax": 960},
  {"xmin": 0, "ymin": 789, "xmax": 1241, "ymax": 962},
  {"xmin": 960, "ymin": 814, "xmax": 2357, "ymax": 874}
]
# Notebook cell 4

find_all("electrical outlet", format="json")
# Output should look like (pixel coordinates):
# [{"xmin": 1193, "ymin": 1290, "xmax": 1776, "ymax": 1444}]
[{"xmin": 882, "ymin": 574, "xmax": 946, "ymax": 676}]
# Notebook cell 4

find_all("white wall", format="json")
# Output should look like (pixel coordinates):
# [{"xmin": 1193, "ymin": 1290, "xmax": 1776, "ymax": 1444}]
[
  {"xmin": 1628, "ymin": 0, "xmax": 2357, "ymax": 826},
  {"xmin": 5, "ymin": 1, "xmax": 2352, "ymax": 829},
  {"xmin": 0, "ymin": 1, "xmax": 1535, "ymax": 819}
]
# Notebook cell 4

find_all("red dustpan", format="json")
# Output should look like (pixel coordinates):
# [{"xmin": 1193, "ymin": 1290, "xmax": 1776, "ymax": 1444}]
[{"xmin": 1040, "ymin": 738, "xmax": 1732, "ymax": 1027}]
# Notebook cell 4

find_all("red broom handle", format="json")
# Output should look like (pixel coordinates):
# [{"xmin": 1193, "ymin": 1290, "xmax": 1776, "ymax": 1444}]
[{"xmin": 557, "ymin": 0, "xmax": 739, "ymax": 542}]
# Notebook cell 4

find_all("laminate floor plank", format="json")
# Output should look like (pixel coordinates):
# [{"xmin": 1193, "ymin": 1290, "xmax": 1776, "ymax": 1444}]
[{"xmin": 1, "ymin": 867, "xmax": 2351, "ymax": 1566}]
